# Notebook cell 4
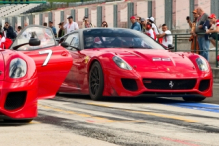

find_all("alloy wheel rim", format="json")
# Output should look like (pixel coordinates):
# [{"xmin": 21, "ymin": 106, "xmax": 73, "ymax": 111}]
[{"xmin": 90, "ymin": 66, "xmax": 99, "ymax": 95}]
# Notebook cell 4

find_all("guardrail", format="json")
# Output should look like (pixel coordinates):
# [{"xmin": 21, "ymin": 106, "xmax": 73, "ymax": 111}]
[{"xmin": 166, "ymin": 33, "xmax": 218, "ymax": 67}]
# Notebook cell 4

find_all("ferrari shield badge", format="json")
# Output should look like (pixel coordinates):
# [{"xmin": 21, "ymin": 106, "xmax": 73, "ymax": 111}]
[
  {"xmin": 169, "ymin": 81, "xmax": 174, "ymax": 88},
  {"xmin": 84, "ymin": 56, "xmax": 90, "ymax": 64}
]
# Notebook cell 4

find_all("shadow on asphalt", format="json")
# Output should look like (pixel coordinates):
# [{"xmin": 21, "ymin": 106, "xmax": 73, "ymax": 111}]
[
  {"xmin": 0, "ymin": 120, "xmax": 30, "ymax": 126},
  {"xmin": 55, "ymin": 93, "xmax": 190, "ymax": 104}
]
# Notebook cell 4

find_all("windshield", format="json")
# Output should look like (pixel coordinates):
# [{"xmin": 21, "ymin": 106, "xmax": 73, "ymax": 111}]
[
  {"xmin": 10, "ymin": 26, "xmax": 55, "ymax": 51},
  {"xmin": 83, "ymin": 29, "xmax": 164, "ymax": 50}
]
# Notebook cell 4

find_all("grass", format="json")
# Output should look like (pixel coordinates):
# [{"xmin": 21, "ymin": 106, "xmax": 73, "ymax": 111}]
[
  {"xmin": 0, "ymin": 0, "xmax": 105, "ymax": 3},
  {"xmin": 47, "ymin": 0, "xmax": 103, "ymax": 2}
]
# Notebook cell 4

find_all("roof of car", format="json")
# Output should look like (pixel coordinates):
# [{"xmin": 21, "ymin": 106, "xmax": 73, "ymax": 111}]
[
  {"xmin": 59, "ymin": 27, "xmax": 132, "ymax": 39},
  {"xmin": 72, "ymin": 27, "xmax": 131, "ymax": 34}
]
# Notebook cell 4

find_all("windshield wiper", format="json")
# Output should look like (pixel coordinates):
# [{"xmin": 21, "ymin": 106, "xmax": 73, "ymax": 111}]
[{"xmin": 122, "ymin": 46, "xmax": 152, "ymax": 49}]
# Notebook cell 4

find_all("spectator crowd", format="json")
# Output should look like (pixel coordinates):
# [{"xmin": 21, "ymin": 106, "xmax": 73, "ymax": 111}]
[
  {"xmin": 129, "ymin": 6, "xmax": 219, "ymax": 62},
  {"xmin": 1, "ymin": 6, "xmax": 219, "ymax": 63},
  {"xmin": 130, "ymin": 15, "xmax": 173, "ymax": 49},
  {"xmin": 187, "ymin": 7, "xmax": 219, "ymax": 61}
]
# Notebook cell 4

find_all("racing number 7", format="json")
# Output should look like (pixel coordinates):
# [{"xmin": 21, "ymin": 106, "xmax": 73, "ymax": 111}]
[{"xmin": 39, "ymin": 50, "xmax": 52, "ymax": 66}]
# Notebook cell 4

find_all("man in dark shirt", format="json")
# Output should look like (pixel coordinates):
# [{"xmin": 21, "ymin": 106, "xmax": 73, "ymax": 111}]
[
  {"xmin": 195, "ymin": 7, "xmax": 210, "ymax": 61},
  {"xmin": 3, "ymin": 22, "xmax": 16, "ymax": 40},
  {"xmin": 49, "ymin": 21, "xmax": 57, "ymax": 38},
  {"xmin": 58, "ymin": 22, "xmax": 65, "ymax": 38}
]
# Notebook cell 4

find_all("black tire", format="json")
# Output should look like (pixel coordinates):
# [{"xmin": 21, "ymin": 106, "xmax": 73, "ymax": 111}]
[
  {"xmin": 89, "ymin": 61, "xmax": 104, "ymax": 100},
  {"xmin": 182, "ymin": 96, "xmax": 206, "ymax": 102},
  {"xmin": 3, "ymin": 119, "xmax": 33, "ymax": 123}
]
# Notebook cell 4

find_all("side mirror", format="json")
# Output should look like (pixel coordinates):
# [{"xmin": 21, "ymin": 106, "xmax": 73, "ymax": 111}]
[
  {"xmin": 61, "ymin": 42, "xmax": 69, "ymax": 48},
  {"xmin": 59, "ymin": 38, "xmax": 65, "ymax": 44},
  {"xmin": 56, "ymin": 38, "xmax": 60, "ymax": 42},
  {"xmin": 29, "ymin": 38, "xmax": 41, "ymax": 46},
  {"xmin": 69, "ymin": 45, "xmax": 80, "ymax": 51},
  {"xmin": 167, "ymin": 44, "xmax": 174, "ymax": 50}
]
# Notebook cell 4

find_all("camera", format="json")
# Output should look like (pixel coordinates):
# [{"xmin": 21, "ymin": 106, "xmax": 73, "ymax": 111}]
[{"xmin": 186, "ymin": 16, "xmax": 190, "ymax": 20}]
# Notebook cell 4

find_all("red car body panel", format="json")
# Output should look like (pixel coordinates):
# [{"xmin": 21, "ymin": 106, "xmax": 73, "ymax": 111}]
[
  {"xmin": 0, "ymin": 50, "xmax": 38, "ymax": 119},
  {"xmin": 22, "ymin": 46, "xmax": 72, "ymax": 99},
  {"xmin": 59, "ymin": 48, "xmax": 212, "ymax": 98},
  {"xmin": 0, "ymin": 25, "xmax": 73, "ymax": 119}
]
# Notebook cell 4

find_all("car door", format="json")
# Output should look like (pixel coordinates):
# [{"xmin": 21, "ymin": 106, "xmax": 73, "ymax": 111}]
[
  {"xmin": 11, "ymin": 26, "xmax": 73, "ymax": 99},
  {"xmin": 60, "ymin": 33, "xmax": 83, "ymax": 92}
]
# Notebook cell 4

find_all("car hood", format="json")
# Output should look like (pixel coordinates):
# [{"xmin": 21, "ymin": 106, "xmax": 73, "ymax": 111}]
[{"xmin": 108, "ymin": 49, "xmax": 196, "ymax": 73}]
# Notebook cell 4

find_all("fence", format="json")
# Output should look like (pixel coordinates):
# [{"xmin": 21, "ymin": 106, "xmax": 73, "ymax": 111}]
[{"xmin": 170, "ymin": 33, "xmax": 218, "ymax": 67}]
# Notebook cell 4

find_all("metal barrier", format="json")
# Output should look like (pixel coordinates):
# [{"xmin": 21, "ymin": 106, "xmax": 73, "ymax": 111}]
[{"xmin": 166, "ymin": 33, "xmax": 218, "ymax": 67}]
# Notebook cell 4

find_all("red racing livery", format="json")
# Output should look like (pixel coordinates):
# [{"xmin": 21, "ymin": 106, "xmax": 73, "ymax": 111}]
[
  {"xmin": 58, "ymin": 28, "xmax": 213, "ymax": 101},
  {"xmin": 0, "ymin": 25, "xmax": 72, "ymax": 122}
]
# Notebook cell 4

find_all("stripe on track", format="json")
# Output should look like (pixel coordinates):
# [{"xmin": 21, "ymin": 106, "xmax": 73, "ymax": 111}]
[{"xmin": 163, "ymin": 102, "xmax": 219, "ymax": 113}]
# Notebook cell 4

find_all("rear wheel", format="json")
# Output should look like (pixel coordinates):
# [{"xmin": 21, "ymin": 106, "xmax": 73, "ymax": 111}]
[
  {"xmin": 89, "ymin": 61, "xmax": 104, "ymax": 101},
  {"xmin": 182, "ymin": 96, "xmax": 206, "ymax": 102}
]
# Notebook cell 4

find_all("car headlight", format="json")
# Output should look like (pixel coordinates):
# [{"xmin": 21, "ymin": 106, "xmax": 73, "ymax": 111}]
[
  {"xmin": 196, "ymin": 57, "xmax": 208, "ymax": 71},
  {"xmin": 9, "ymin": 58, "xmax": 27, "ymax": 78},
  {"xmin": 112, "ymin": 56, "xmax": 132, "ymax": 70}
]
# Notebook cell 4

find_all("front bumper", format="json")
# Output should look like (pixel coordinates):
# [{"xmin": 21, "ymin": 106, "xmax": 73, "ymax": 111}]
[
  {"xmin": 0, "ymin": 78, "xmax": 38, "ymax": 119},
  {"xmin": 103, "ymin": 70, "xmax": 213, "ymax": 98}
]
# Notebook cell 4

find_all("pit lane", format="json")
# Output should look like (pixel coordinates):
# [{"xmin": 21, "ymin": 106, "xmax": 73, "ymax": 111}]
[{"xmin": 0, "ymin": 84, "xmax": 219, "ymax": 146}]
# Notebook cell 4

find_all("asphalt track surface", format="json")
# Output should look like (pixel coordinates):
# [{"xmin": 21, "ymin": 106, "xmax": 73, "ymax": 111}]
[{"xmin": 0, "ymin": 84, "xmax": 219, "ymax": 146}]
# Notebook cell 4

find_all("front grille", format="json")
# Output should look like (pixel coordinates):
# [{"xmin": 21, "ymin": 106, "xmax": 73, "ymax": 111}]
[
  {"xmin": 143, "ymin": 79, "xmax": 197, "ymax": 90},
  {"xmin": 4, "ymin": 91, "xmax": 26, "ymax": 110},
  {"xmin": 121, "ymin": 79, "xmax": 138, "ymax": 91},
  {"xmin": 199, "ymin": 79, "xmax": 210, "ymax": 91}
]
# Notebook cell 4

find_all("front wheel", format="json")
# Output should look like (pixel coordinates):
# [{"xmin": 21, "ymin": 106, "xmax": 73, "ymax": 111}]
[
  {"xmin": 89, "ymin": 61, "xmax": 104, "ymax": 101},
  {"xmin": 182, "ymin": 96, "xmax": 206, "ymax": 102}
]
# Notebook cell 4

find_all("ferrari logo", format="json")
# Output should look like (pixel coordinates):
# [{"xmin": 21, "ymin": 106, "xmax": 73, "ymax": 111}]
[
  {"xmin": 167, "ymin": 68, "xmax": 170, "ymax": 71},
  {"xmin": 84, "ymin": 56, "xmax": 90, "ymax": 64},
  {"xmin": 169, "ymin": 81, "xmax": 174, "ymax": 89}
]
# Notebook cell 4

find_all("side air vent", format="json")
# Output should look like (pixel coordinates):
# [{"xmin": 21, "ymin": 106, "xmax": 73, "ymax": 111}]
[
  {"xmin": 4, "ymin": 91, "xmax": 27, "ymax": 110},
  {"xmin": 199, "ymin": 80, "xmax": 210, "ymax": 92},
  {"xmin": 121, "ymin": 79, "xmax": 138, "ymax": 91}
]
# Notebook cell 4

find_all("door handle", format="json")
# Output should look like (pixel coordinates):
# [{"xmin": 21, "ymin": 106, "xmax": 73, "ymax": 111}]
[{"xmin": 61, "ymin": 51, "xmax": 68, "ymax": 56}]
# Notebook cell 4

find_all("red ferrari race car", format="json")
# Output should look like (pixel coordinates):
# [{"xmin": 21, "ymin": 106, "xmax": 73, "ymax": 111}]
[
  {"xmin": 0, "ymin": 25, "xmax": 72, "ymax": 122},
  {"xmin": 58, "ymin": 28, "xmax": 213, "ymax": 102}
]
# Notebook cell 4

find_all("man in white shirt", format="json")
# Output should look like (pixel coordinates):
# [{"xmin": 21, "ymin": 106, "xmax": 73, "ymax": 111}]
[
  {"xmin": 145, "ymin": 22, "xmax": 156, "ymax": 40},
  {"xmin": 147, "ymin": 17, "xmax": 159, "ymax": 35},
  {"xmin": 156, "ymin": 24, "xmax": 173, "ymax": 47},
  {"xmin": 64, "ymin": 16, "xmax": 79, "ymax": 34}
]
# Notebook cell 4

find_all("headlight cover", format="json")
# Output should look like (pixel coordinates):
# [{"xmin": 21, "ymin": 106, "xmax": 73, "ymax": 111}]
[
  {"xmin": 196, "ymin": 57, "xmax": 208, "ymax": 71},
  {"xmin": 9, "ymin": 58, "xmax": 27, "ymax": 78},
  {"xmin": 112, "ymin": 56, "xmax": 132, "ymax": 70}
]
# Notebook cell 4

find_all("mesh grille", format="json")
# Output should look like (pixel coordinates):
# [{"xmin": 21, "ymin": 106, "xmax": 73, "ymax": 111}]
[
  {"xmin": 121, "ymin": 79, "xmax": 138, "ymax": 91},
  {"xmin": 199, "ymin": 80, "xmax": 210, "ymax": 91},
  {"xmin": 143, "ymin": 79, "xmax": 197, "ymax": 90},
  {"xmin": 4, "ymin": 92, "xmax": 26, "ymax": 110}
]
